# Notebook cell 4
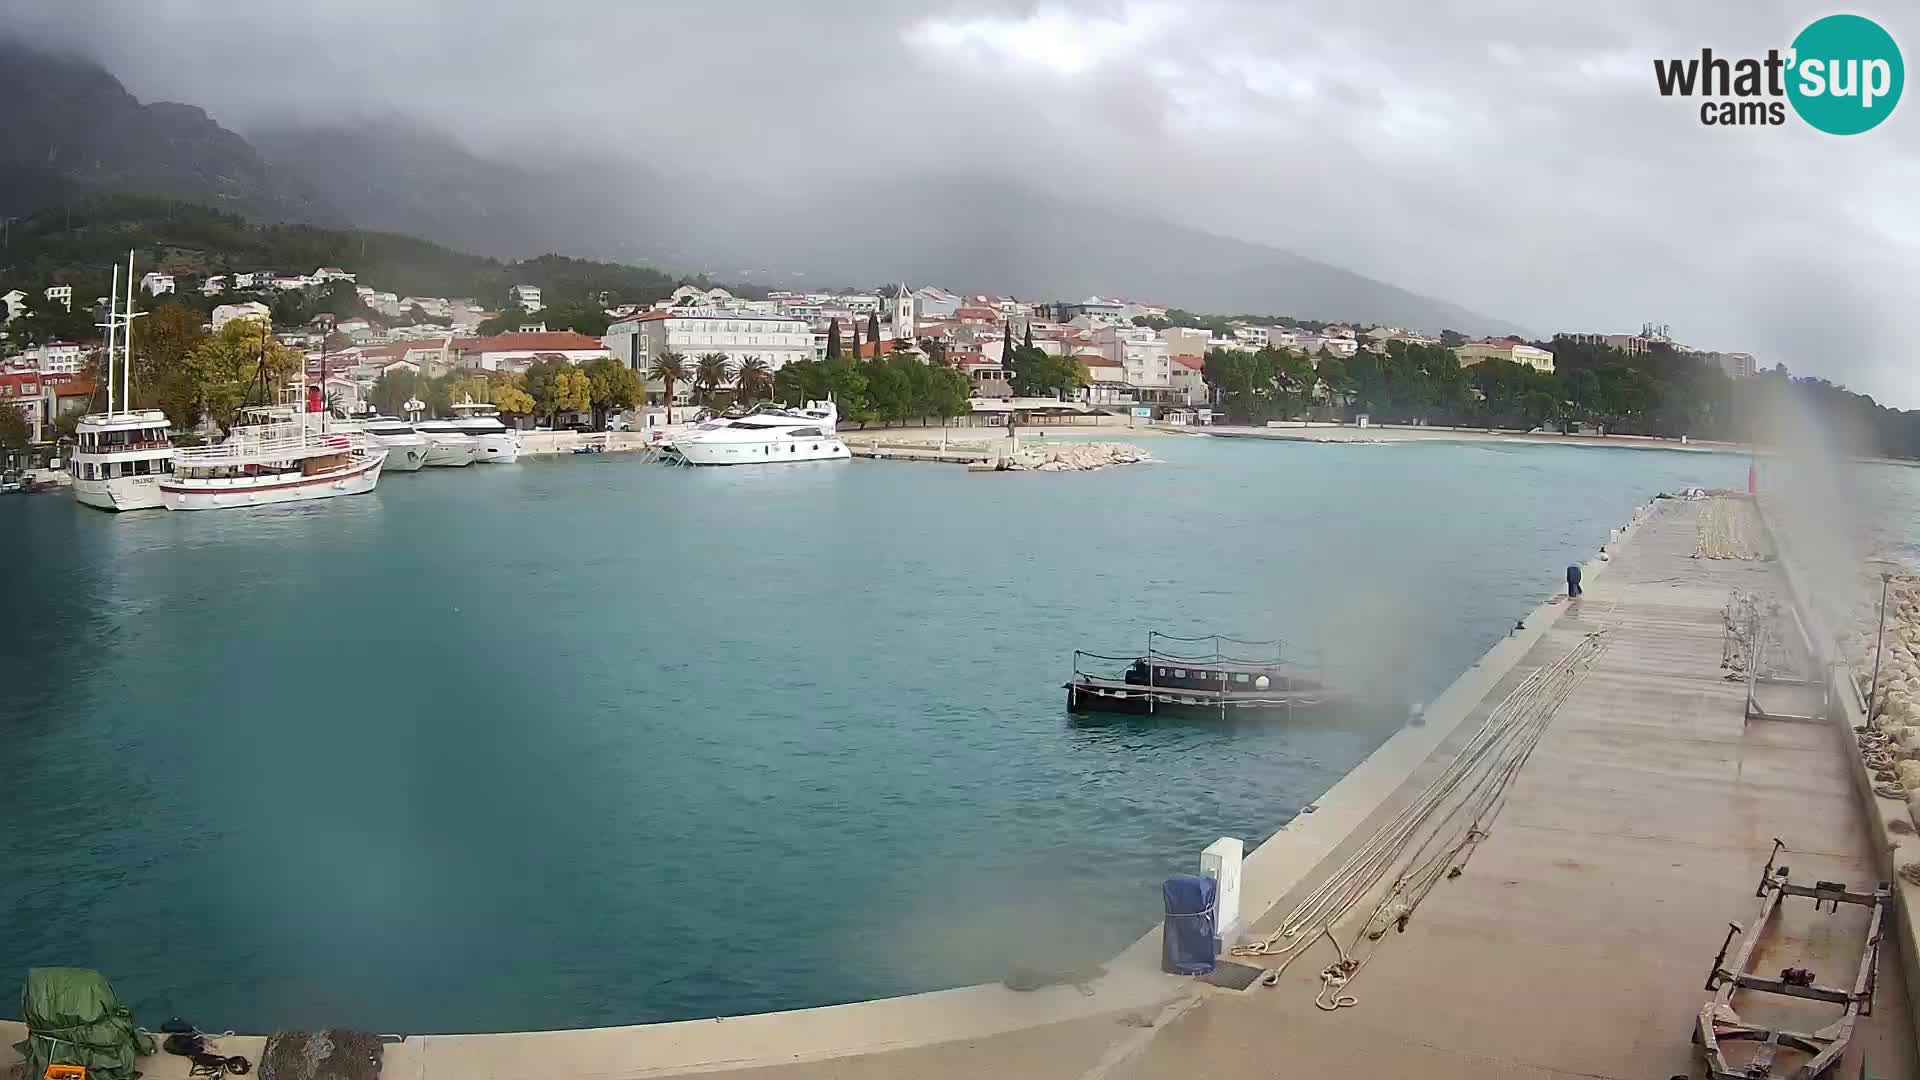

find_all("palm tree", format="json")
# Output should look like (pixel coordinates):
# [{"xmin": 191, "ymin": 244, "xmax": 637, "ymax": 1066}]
[
  {"xmin": 695, "ymin": 353, "xmax": 734, "ymax": 407},
  {"xmin": 734, "ymin": 356, "xmax": 771, "ymax": 404},
  {"xmin": 647, "ymin": 350, "xmax": 689, "ymax": 420}
]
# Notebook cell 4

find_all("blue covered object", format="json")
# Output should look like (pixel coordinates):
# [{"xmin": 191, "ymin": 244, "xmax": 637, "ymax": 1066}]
[{"xmin": 1161, "ymin": 874, "xmax": 1218, "ymax": 975}]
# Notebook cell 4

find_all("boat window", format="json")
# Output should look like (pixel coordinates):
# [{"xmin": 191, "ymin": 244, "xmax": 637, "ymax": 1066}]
[
  {"xmin": 788, "ymin": 427, "xmax": 822, "ymax": 438},
  {"xmin": 1234, "ymin": 673, "xmax": 1249, "ymax": 683},
  {"xmin": 1174, "ymin": 668, "xmax": 1186, "ymax": 678}
]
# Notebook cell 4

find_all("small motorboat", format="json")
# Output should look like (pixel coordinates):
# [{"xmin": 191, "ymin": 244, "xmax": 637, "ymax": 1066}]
[{"xmin": 1066, "ymin": 632, "xmax": 1332, "ymax": 717}]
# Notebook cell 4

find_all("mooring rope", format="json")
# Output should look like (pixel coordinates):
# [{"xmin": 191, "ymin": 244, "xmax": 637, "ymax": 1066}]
[{"xmin": 1232, "ymin": 628, "xmax": 1612, "ymax": 1009}]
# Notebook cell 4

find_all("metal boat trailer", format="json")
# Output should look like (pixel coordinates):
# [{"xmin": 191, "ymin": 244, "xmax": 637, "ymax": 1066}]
[{"xmin": 1696, "ymin": 840, "xmax": 1890, "ymax": 1079}]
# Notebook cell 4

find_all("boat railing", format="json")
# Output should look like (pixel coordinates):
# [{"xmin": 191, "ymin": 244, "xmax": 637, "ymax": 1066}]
[{"xmin": 174, "ymin": 429, "xmax": 361, "ymax": 463}]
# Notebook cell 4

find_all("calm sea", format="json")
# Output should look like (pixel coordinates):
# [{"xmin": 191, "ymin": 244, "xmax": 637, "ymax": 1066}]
[{"xmin": 1, "ymin": 434, "xmax": 1744, "ymax": 1033}]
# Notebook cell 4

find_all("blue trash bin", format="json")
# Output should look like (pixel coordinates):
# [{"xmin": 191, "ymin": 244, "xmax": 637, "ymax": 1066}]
[{"xmin": 1162, "ymin": 874, "xmax": 1218, "ymax": 975}]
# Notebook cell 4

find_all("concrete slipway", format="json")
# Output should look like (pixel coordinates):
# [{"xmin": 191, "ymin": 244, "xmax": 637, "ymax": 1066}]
[{"xmin": 6, "ymin": 497, "xmax": 1913, "ymax": 1078}]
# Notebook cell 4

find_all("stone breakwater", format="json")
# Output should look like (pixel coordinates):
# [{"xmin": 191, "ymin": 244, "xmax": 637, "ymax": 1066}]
[
  {"xmin": 1843, "ymin": 573, "xmax": 1920, "ymax": 838},
  {"xmin": 996, "ymin": 442, "xmax": 1152, "ymax": 471}
]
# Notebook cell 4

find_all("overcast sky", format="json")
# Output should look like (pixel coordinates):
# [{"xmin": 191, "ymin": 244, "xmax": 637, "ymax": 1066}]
[{"xmin": 9, "ymin": 1, "xmax": 1920, "ymax": 404}]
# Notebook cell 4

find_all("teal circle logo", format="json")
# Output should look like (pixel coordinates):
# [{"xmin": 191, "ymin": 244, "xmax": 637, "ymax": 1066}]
[{"xmin": 1788, "ymin": 14, "xmax": 1903, "ymax": 134}]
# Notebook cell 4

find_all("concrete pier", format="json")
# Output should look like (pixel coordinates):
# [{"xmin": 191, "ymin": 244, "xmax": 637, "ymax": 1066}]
[{"xmin": 7, "ymin": 498, "xmax": 1912, "ymax": 1078}]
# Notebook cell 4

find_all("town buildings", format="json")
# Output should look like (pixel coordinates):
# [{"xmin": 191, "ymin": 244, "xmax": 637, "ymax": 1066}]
[
  {"xmin": 603, "ymin": 308, "xmax": 813, "ymax": 379},
  {"xmin": 139, "ymin": 272, "xmax": 175, "ymax": 296},
  {"xmin": 453, "ymin": 331, "xmax": 610, "ymax": 373},
  {"xmin": 212, "ymin": 302, "xmax": 273, "ymax": 332},
  {"xmin": 510, "ymin": 285, "xmax": 543, "ymax": 313},
  {"xmin": 27, "ymin": 341, "xmax": 85, "ymax": 375},
  {"xmin": 43, "ymin": 285, "xmax": 71, "ymax": 313},
  {"xmin": 1454, "ymin": 339, "xmax": 1555, "ymax": 373}
]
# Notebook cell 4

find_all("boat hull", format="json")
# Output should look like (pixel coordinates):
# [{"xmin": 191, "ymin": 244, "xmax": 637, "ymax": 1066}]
[
  {"xmin": 668, "ymin": 436, "xmax": 851, "ymax": 466},
  {"xmin": 469, "ymin": 432, "xmax": 520, "ymax": 464},
  {"xmin": 423, "ymin": 436, "xmax": 478, "ymax": 467},
  {"xmin": 373, "ymin": 435, "xmax": 430, "ymax": 472},
  {"xmin": 71, "ymin": 473, "xmax": 167, "ymax": 512},
  {"xmin": 159, "ymin": 454, "xmax": 384, "ymax": 511}
]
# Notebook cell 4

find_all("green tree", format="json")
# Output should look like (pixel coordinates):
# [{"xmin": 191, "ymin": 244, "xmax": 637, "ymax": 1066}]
[
  {"xmin": 583, "ymin": 356, "xmax": 640, "ymax": 428},
  {"xmin": 314, "ymin": 279, "xmax": 367, "ymax": 320},
  {"xmin": 920, "ymin": 337, "xmax": 948, "ymax": 367},
  {"xmin": 694, "ymin": 352, "xmax": 734, "ymax": 407},
  {"xmin": 825, "ymin": 320, "xmax": 841, "ymax": 359},
  {"xmin": 370, "ymin": 369, "xmax": 426, "ymax": 417},
  {"xmin": 866, "ymin": 311, "xmax": 880, "ymax": 346},
  {"xmin": 130, "ymin": 303, "xmax": 208, "ymax": 429},
  {"xmin": 552, "ymin": 366, "xmax": 592, "ymax": 420},
  {"xmin": 493, "ymin": 377, "xmax": 535, "ymax": 420},
  {"xmin": 0, "ymin": 405, "xmax": 31, "ymax": 451},
  {"xmin": 734, "ymin": 356, "xmax": 771, "ymax": 404},
  {"xmin": 192, "ymin": 321, "xmax": 302, "ymax": 433},
  {"xmin": 523, "ymin": 357, "xmax": 564, "ymax": 420},
  {"xmin": 1007, "ymin": 345, "xmax": 1084, "ymax": 399},
  {"xmin": 646, "ymin": 349, "xmax": 688, "ymax": 412},
  {"xmin": 270, "ymin": 289, "xmax": 311, "ymax": 328}
]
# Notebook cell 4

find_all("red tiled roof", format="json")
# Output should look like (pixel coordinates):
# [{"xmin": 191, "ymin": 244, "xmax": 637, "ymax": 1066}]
[
  {"xmin": 54, "ymin": 378, "xmax": 96, "ymax": 397},
  {"xmin": 453, "ymin": 332, "xmax": 606, "ymax": 353},
  {"xmin": 1173, "ymin": 355, "xmax": 1204, "ymax": 370}
]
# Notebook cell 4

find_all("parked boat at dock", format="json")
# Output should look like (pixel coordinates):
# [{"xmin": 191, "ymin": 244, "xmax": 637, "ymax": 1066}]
[
  {"xmin": 436, "ymin": 398, "xmax": 520, "ymax": 463},
  {"xmin": 1066, "ymin": 633, "xmax": 1332, "ymax": 716},
  {"xmin": 70, "ymin": 253, "xmax": 174, "ymax": 512},
  {"xmin": 348, "ymin": 416, "xmax": 431, "ymax": 472},
  {"xmin": 162, "ymin": 388, "xmax": 385, "ymax": 511},
  {"xmin": 663, "ymin": 400, "xmax": 850, "ymax": 466}
]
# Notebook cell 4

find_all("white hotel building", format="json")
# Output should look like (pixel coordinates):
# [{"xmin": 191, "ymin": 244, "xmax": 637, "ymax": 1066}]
[{"xmin": 604, "ymin": 308, "xmax": 814, "ymax": 388}]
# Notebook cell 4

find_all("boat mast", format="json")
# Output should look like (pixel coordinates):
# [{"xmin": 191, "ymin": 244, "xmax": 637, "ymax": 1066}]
[
  {"xmin": 122, "ymin": 249, "xmax": 140, "ymax": 414},
  {"xmin": 102, "ymin": 264, "xmax": 119, "ymax": 416}
]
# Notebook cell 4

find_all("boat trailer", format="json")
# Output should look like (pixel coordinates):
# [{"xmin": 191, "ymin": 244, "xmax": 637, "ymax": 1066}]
[{"xmin": 1695, "ymin": 839, "xmax": 1890, "ymax": 1079}]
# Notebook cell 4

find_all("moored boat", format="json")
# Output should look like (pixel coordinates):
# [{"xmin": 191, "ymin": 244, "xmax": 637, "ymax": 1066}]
[
  {"xmin": 1065, "ymin": 633, "xmax": 1332, "ymax": 716},
  {"xmin": 347, "ymin": 416, "xmax": 430, "ymax": 472},
  {"xmin": 70, "ymin": 253, "xmax": 175, "ymax": 512},
  {"xmin": 663, "ymin": 400, "xmax": 850, "ymax": 466},
  {"xmin": 161, "ymin": 388, "xmax": 386, "ymax": 511}
]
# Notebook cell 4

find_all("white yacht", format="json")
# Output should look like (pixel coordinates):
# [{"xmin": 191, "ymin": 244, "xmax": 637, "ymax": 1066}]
[
  {"xmin": 664, "ymin": 400, "xmax": 851, "ymax": 466},
  {"xmin": 352, "ymin": 416, "xmax": 431, "ymax": 472},
  {"xmin": 162, "ymin": 387, "xmax": 386, "ymax": 511},
  {"xmin": 70, "ymin": 254, "xmax": 174, "ymax": 511},
  {"xmin": 417, "ymin": 398, "xmax": 519, "ymax": 464}
]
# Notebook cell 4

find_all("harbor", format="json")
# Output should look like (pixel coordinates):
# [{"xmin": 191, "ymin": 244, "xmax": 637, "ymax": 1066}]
[{"xmin": 12, "ymin": 479, "xmax": 1912, "ymax": 1078}]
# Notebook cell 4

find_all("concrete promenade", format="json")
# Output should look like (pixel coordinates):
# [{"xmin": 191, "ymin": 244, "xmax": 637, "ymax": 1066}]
[{"xmin": 7, "ymin": 499, "xmax": 1911, "ymax": 1079}]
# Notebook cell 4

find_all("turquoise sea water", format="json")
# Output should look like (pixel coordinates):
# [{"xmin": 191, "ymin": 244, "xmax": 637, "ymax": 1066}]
[{"xmin": 1, "ymin": 435, "xmax": 1742, "ymax": 1034}]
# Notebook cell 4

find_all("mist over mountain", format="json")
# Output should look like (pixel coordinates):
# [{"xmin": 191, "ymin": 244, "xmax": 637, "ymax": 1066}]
[
  {"xmin": 0, "ymin": 41, "xmax": 340, "ymax": 225},
  {"xmin": 2, "ymin": 38, "xmax": 1517, "ymax": 334}
]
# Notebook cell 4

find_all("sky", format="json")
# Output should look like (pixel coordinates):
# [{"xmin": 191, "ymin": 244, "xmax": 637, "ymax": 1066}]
[{"xmin": 7, "ymin": 1, "xmax": 1920, "ymax": 404}]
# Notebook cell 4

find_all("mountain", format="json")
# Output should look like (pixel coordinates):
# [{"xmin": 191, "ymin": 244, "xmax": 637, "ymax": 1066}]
[
  {"xmin": 250, "ymin": 121, "xmax": 1518, "ymax": 334},
  {"xmin": 0, "ymin": 38, "xmax": 1518, "ymax": 334},
  {"xmin": 0, "ymin": 41, "xmax": 341, "ymax": 225}
]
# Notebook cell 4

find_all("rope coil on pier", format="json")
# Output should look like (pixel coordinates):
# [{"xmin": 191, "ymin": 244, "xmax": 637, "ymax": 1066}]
[{"xmin": 1232, "ymin": 629, "xmax": 1612, "ymax": 1008}]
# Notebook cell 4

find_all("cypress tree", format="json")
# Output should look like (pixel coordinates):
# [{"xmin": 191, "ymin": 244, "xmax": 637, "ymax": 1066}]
[
  {"xmin": 851, "ymin": 318, "xmax": 863, "ymax": 361},
  {"xmin": 825, "ymin": 319, "xmax": 841, "ymax": 359},
  {"xmin": 867, "ymin": 311, "xmax": 880, "ymax": 345},
  {"xmin": 1023, "ymin": 322, "xmax": 1035, "ymax": 351}
]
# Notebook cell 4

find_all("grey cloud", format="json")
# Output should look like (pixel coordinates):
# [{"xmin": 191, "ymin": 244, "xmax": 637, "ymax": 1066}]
[{"xmin": 6, "ymin": 0, "xmax": 1919, "ymax": 402}]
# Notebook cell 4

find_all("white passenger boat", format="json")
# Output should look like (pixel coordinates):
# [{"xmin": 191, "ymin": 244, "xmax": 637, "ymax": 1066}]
[
  {"xmin": 162, "ymin": 387, "xmax": 386, "ymax": 511},
  {"xmin": 418, "ymin": 398, "xmax": 519, "ymax": 464},
  {"xmin": 352, "ymin": 416, "xmax": 431, "ymax": 472},
  {"xmin": 70, "ymin": 254, "xmax": 175, "ymax": 511},
  {"xmin": 664, "ymin": 400, "xmax": 850, "ymax": 466}
]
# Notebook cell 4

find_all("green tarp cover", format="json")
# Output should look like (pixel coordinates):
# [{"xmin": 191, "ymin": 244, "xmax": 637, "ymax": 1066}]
[{"xmin": 13, "ymin": 967, "xmax": 154, "ymax": 1080}]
